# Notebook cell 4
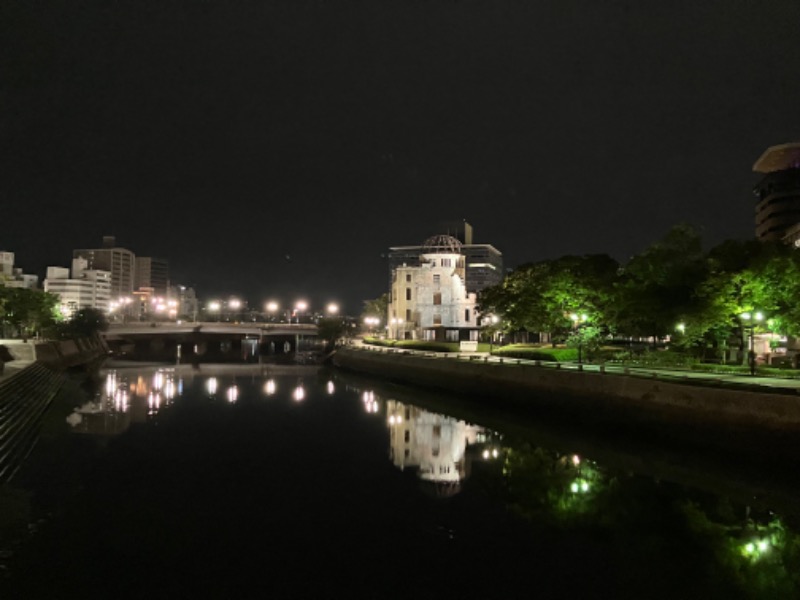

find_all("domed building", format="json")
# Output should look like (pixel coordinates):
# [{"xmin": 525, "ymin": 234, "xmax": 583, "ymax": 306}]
[{"xmin": 388, "ymin": 234, "xmax": 479, "ymax": 342}]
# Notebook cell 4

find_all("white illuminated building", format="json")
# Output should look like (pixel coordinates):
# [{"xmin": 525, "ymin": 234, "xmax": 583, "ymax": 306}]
[
  {"xmin": 388, "ymin": 234, "xmax": 479, "ymax": 342},
  {"xmin": 0, "ymin": 251, "xmax": 39, "ymax": 289},
  {"xmin": 44, "ymin": 258, "xmax": 111, "ymax": 317},
  {"xmin": 386, "ymin": 399, "xmax": 481, "ymax": 497}
]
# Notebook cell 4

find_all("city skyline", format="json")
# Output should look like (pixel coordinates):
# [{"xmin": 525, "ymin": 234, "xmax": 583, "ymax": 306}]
[{"xmin": 4, "ymin": 2, "xmax": 800, "ymax": 313}]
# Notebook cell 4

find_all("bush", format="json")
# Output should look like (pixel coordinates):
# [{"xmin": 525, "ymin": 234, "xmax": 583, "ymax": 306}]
[
  {"xmin": 621, "ymin": 349, "xmax": 698, "ymax": 368},
  {"xmin": 491, "ymin": 344, "xmax": 578, "ymax": 362}
]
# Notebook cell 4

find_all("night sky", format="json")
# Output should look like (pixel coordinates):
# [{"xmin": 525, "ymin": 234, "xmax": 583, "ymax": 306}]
[{"xmin": 4, "ymin": 1, "xmax": 800, "ymax": 314}]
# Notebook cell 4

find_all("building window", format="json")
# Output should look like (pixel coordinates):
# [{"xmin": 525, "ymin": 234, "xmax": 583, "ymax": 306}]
[
  {"xmin": 432, "ymin": 447, "xmax": 440, "ymax": 457},
  {"xmin": 433, "ymin": 274, "xmax": 440, "ymax": 285},
  {"xmin": 433, "ymin": 425, "xmax": 441, "ymax": 438},
  {"xmin": 406, "ymin": 288, "xmax": 411, "ymax": 300},
  {"xmin": 404, "ymin": 449, "xmax": 410, "ymax": 458},
  {"xmin": 404, "ymin": 430, "xmax": 410, "ymax": 443},
  {"xmin": 433, "ymin": 314, "xmax": 442, "ymax": 325},
  {"xmin": 465, "ymin": 309, "xmax": 470, "ymax": 322},
  {"xmin": 406, "ymin": 309, "xmax": 411, "ymax": 321},
  {"xmin": 406, "ymin": 274, "xmax": 411, "ymax": 282},
  {"xmin": 446, "ymin": 330, "xmax": 458, "ymax": 341},
  {"xmin": 442, "ymin": 258, "xmax": 451, "ymax": 267},
  {"xmin": 405, "ymin": 407, "xmax": 410, "ymax": 420},
  {"xmin": 433, "ymin": 292, "xmax": 442, "ymax": 305}
]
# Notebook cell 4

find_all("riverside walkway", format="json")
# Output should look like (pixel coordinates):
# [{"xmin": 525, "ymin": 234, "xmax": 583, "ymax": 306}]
[{"xmin": 347, "ymin": 340, "xmax": 800, "ymax": 396}]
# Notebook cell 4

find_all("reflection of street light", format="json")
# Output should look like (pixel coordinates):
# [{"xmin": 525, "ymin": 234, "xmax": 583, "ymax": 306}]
[
  {"xmin": 569, "ymin": 312, "xmax": 588, "ymax": 364},
  {"xmin": 740, "ymin": 311, "xmax": 764, "ymax": 376}
]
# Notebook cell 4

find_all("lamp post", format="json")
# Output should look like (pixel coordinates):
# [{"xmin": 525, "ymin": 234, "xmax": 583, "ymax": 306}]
[
  {"xmin": 570, "ymin": 312, "xmax": 588, "ymax": 364},
  {"xmin": 740, "ymin": 311, "xmax": 764, "ymax": 376},
  {"xmin": 265, "ymin": 301, "xmax": 279, "ymax": 322},
  {"xmin": 208, "ymin": 301, "xmax": 221, "ymax": 322},
  {"xmin": 294, "ymin": 300, "xmax": 308, "ymax": 324}
]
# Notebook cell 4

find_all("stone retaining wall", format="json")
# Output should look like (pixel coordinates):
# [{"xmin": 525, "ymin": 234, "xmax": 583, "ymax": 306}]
[
  {"xmin": 34, "ymin": 335, "xmax": 109, "ymax": 369},
  {"xmin": 333, "ymin": 348, "xmax": 800, "ymax": 430}
]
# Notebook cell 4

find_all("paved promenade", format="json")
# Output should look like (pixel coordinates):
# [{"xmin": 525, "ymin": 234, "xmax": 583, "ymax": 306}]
[{"xmin": 348, "ymin": 340, "xmax": 800, "ymax": 396}]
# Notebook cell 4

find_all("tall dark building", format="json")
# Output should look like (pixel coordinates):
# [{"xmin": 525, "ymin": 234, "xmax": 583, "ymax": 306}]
[
  {"xmin": 388, "ymin": 222, "xmax": 503, "ymax": 295},
  {"xmin": 135, "ymin": 257, "xmax": 170, "ymax": 296},
  {"xmin": 753, "ymin": 142, "xmax": 800, "ymax": 242}
]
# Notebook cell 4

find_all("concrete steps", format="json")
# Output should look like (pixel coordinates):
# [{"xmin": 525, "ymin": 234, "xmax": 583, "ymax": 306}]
[{"xmin": 0, "ymin": 362, "xmax": 66, "ymax": 482}]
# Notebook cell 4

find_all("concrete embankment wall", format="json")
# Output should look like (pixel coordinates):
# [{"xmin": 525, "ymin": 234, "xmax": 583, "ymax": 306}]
[
  {"xmin": 34, "ymin": 335, "xmax": 109, "ymax": 370},
  {"xmin": 333, "ymin": 348, "xmax": 800, "ymax": 430}
]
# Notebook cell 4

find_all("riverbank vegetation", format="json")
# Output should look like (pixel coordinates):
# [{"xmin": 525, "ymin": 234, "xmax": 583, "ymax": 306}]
[{"xmin": 478, "ymin": 224, "xmax": 800, "ymax": 367}]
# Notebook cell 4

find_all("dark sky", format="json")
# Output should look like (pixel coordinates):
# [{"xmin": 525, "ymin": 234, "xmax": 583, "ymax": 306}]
[{"xmin": 4, "ymin": 1, "xmax": 800, "ymax": 314}]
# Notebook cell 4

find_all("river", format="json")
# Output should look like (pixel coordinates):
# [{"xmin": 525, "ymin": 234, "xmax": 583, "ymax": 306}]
[{"xmin": 2, "ymin": 362, "xmax": 800, "ymax": 599}]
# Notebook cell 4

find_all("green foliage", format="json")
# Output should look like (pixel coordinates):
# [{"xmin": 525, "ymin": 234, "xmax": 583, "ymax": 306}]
[
  {"xmin": 52, "ymin": 308, "xmax": 109, "ymax": 340},
  {"xmin": 0, "ymin": 286, "xmax": 60, "ymax": 338},
  {"xmin": 619, "ymin": 349, "xmax": 698, "ymax": 368},
  {"xmin": 317, "ymin": 317, "xmax": 347, "ymax": 348},
  {"xmin": 478, "ymin": 254, "xmax": 620, "ymax": 342},
  {"xmin": 492, "ymin": 344, "xmax": 578, "ymax": 362},
  {"xmin": 361, "ymin": 293, "xmax": 389, "ymax": 321}
]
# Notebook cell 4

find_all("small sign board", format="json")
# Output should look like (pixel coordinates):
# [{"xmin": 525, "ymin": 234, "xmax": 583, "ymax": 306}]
[{"xmin": 459, "ymin": 341, "xmax": 478, "ymax": 352}]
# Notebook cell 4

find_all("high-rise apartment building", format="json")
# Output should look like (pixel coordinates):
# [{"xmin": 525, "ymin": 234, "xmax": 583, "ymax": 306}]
[
  {"xmin": 73, "ymin": 236, "xmax": 135, "ymax": 299},
  {"xmin": 753, "ymin": 142, "xmax": 800, "ymax": 242}
]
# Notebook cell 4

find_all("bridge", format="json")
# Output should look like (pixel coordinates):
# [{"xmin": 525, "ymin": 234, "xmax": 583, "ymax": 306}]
[{"xmin": 102, "ymin": 322, "xmax": 320, "ymax": 362}]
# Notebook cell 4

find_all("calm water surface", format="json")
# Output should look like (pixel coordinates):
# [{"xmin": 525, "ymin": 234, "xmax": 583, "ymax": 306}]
[{"xmin": 4, "ymin": 363, "xmax": 800, "ymax": 599}]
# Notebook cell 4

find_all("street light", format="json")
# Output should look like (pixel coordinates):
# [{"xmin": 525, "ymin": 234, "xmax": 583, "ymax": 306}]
[
  {"xmin": 208, "ymin": 301, "xmax": 221, "ymax": 322},
  {"xmin": 294, "ymin": 300, "xmax": 308, "ymax": 324},
  {"xmin": 364, "ymin": 316, "xmax": 380, "ymax": 335},
  {"xmin": 265, "ymin": 301, "xmax": 279, "ymax": 322},
  {"xmin": 327, "ymin": 303, "xmax": 339, "ymax": 316},
  {"xmin": 740, "ymin": 311, "xmax": 764, "ymax": 376},
  {"xmin": 569, "ymin": 312, "xmax": 588, "ymax": 364}
]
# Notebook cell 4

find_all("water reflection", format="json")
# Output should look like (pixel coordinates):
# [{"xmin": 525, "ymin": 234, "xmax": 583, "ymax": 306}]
[
  {"xmin": 67, "ymin": 367, "xmax": 182, "ymax": 435},
  {"xmin": 60, "ymin": 367, "xmax": 800, "ymax": 596}
]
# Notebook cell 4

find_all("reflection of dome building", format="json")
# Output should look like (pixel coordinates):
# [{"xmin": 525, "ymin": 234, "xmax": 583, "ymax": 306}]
[
  {"xmin": 388, "ymin": 235, "xmax": 479, "ymax": 342},
  {"xmin": 386, "ymin": 400, "xmax": 481, "ymax": 496}
]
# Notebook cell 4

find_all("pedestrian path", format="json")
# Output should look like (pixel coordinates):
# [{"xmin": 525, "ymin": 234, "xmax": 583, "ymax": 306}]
[{"xmin": 349, "ymin": 340, "xmax": 800, "ymax": 395}]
